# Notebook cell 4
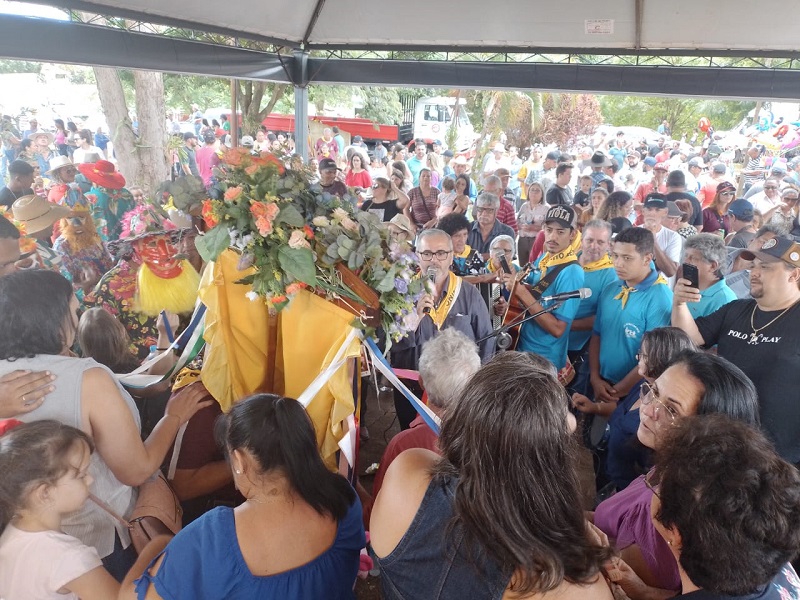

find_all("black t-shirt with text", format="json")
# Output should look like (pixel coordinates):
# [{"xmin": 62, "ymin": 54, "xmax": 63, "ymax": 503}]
[
  {"xmin": 696, "ymin": 299, "xmax": 800, "ymax": 463},
  {"xmin": 361, "ymin": 198, "xmax": 401, "ymax": 223}
]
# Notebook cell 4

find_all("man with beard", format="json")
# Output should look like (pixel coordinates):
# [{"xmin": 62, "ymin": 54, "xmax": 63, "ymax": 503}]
[
  {"xmin": 86, "ymin": 206, "xmax": 201, "ymax": 359},
  {"xmin": 673, "ymin": 235, "xmax": 800, "ymax": 464},
  {"xmin": 53, "ymin": 205, "xmax": 113, "ymax": 302}
]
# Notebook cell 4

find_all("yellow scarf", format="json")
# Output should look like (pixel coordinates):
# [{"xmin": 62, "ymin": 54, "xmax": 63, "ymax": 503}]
[
  {"xmin": 538, "ymin": 231, "xmax": 581, "ymax": 277},
  {"xmin": 455, "ymin": 244, "xmax": 473, "ymax": 260},
  {"xmin": 428, "ymin": 271, "xmax": 462, "ymax": 329},
  {"xmin": 614, "ymin": 272, "xmax": 668, "ymax": 308},
  {"xmin": 582, "ymin": 254, "xmax": 614, "ymax": 273}
]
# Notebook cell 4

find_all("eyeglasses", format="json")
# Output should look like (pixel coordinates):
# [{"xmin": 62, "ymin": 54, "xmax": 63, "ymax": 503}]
[
  {"xmin": 640, "ymin": 381, "xmax": 677, "ymax": 425},
  {"xmin": 644, "ymin": 469, "xmax": 661, "ymax": 499},
  {"xmin": 418, "ymin": 250, "xmax": 452, "ymax": 260},
  {"xmin": 784, "ymin": 195, "xmax": 799, "ymax": 201},
  {"xmin": 764, "ymin": 186, "xmax": 778, "ymax": 190},
  {"xmin": 476, "ymin": 207, "xmax": 497, "ymax": 214}
]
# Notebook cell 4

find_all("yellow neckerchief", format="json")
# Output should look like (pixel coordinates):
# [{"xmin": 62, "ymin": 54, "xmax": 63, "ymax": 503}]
[
  {"xmin": 614, "ymin": 269, "xmax": 668, "ymax": 309},
  {"xmin": 538, "ymin": 230, "xmax": 581, "ymax": 277},
  {"xmin": 455, "ymin": 244, "xmax": 473, "ymax": 260},
  {"xmin": 428, "ymin": 271, "xmax": 462, "ymax": 329},
  {"xmin": 581, "ymin": 253, "xmax": 614, "ymax": 273}
]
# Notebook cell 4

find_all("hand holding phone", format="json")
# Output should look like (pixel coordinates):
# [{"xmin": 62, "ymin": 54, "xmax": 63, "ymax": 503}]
[{"xmin": 681, "ymin": 263, "xmax": 699, "ymax": 289}]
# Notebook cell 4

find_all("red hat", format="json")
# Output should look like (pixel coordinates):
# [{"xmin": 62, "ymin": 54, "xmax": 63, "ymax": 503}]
[
  {"xmin": 654, "ymin": 162, "xmax": 669, "ymax": 172},
  {"xmin": 78, "ymin": 159, "xmax": 126, "ymax": 189}
]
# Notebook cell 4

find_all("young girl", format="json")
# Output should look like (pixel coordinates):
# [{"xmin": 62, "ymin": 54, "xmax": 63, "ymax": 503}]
[
  {"xmin": 435, "ymin": 176, "xmax": 457, "ymax": 219},
  {"xmin": 0, "ymin": 420, "xmax": 120, "ymax": 599}
]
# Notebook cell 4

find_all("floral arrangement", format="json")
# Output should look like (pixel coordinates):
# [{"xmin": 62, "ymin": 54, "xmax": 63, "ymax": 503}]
[{"xmin": 197, "ymin": 147, "xmax": 425, "ymax": 341}]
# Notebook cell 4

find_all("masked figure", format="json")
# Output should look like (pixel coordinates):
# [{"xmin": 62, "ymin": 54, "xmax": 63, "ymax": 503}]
[
  {"xmin": 53, "ymin": 206, "xmax": 113, "ymax": 302},
  {"xmin": 85, "ymin": 206, "xmax": 200, "ymax": 358}
]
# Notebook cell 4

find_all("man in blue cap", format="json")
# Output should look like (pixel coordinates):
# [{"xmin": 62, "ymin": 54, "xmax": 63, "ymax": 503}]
[{"xmin": 725, "ymin": 198, "xmax": 756, "ymax": 248}]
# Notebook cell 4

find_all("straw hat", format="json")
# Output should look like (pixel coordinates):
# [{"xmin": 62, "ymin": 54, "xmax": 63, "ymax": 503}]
[
  {"xmin": 46, "ymin": 155, "xmax": 76, "ymax": 175},
  {"xmin": 31, "ymin": 131, "xmax": 54, "ymax": 146},
  {"xmin": 78, "ymin": 159, "xmax": 126, "ymax": 189},
  {"xmin": 12, "ymin": 195, "xmax": 71, "ymax": 234}
]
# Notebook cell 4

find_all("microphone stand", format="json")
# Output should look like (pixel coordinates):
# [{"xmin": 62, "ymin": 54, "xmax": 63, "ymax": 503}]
[{"xmin": 477, "ymin": 300, "xmax": 563, "ymax": 349}]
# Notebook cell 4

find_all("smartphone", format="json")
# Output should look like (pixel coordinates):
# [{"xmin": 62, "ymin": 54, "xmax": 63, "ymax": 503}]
[
  {"xmin": 682, "ymin": 263, "xmax": 699, "ymax": 289},
  {"xmin": 498, "ymin": 254, "xmax": 513, "ymax": 274}
]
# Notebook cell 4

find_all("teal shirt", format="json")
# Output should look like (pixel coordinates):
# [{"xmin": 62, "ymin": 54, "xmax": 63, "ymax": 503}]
[
  {"xmin": 568, "ymin": 263, "xmax": 617, "ymax": 352},
  {"xmin": 688, "ymin": 278, "xmax": 737, "ymax": 319},
  {"xmin": 593, "ymin": 268, "xmax": 673, "ymax": 383},
  {"xmin": 517, "ymin": 259, "xmax": 584, "ymax": 370}
]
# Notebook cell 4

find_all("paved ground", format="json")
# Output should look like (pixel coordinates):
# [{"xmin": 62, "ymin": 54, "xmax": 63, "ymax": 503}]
[{"xmin": 352, "ymin": 381, "xmax": 597, "ymax": 599}]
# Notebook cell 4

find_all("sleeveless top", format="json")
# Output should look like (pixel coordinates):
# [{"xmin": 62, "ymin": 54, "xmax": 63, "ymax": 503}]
[
  {"xmin": 0, "ymin": 355, "xmax": 139, "ymax": 558},
  {"xmin": 377, "ymin": 475, "xmax": 509, "ymax": 600}
]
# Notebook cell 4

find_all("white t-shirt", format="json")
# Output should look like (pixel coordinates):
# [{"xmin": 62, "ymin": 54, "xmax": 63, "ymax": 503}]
[
  {"xmin": 72, "ymin": 145, "xmax": 104, "ymax": 165},
  {"xmin": 655, "ymin": 226, "xmax": 683, "ymax": 287},
  {"xmin": 0, "ymin": 525, "xmax": 102, "ymax": 600}
]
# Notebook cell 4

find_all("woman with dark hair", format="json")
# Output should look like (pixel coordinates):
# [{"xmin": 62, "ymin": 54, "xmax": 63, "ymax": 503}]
[
  {"xmin": 596, "ymin": 190, "xmax": 633, "ymax": 223},
  {"xmin": 344, "ymin": 152, "xmax": 372, "ymax": 190},
  {"xmin": 0, "ymin": 270, "xmax": 210, "ymax": 580},
  {"xmin": 66, "ymin": 121, "xmax": 79, "ymax": 159},
  {"xmin": 121, "ymin": 393, "xmax": 365, "ymax": 600},
  {"xmin": 371, "ymin": 352, "xmax": 615, "ymax": 599},
  {"xmin": 643, "ymin": 415, "xmax": 800, "ymax": 598},
  {"xmin": 573, "ymin": 327, "xmax": 696, "ymax": 492},
  {"xmin": 54, "ymin": 118, "xmax": 69, "ymax": 156},
  {"xmin": 674, "ymin": 198, "xmax": 697, "ymax": 238},
  {"xmin": 594, "ymin": 350, "xmax": 760, "ymax": 597},
  {"xmin": 701, "ymin": 181, "xmax": 735, "ymax": 236},
  {"xmin": 451, "ymin": 173, "xmax": 471, "ymax": 215},
  {"xmin": 437, "ymin": 212, "xmax": 485, "ymax": 278},
  {"xmin": 360, "ymin": 176, "xmax": 409, "ymax": 224}
]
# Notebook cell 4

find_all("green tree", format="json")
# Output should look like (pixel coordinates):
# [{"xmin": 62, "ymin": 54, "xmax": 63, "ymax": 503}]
[{"xmin": 0, "ymin": 60, "xmax": 41, "ymax": 74}]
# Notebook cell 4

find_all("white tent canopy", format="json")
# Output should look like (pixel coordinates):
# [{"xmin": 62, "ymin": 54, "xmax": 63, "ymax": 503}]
[{"xmin": 39, "ymin": 0, "xmax": 800, "ymax": 53}]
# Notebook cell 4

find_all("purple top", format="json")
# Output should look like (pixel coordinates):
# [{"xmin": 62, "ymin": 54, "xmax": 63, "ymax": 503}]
[{"xmin": 594, "ymin": 473, "xmax": 681, "ymax": 592}]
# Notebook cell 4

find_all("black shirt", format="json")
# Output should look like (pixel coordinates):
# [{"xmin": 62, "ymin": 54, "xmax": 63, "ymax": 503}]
[
  {"xmin": 546, "ymin": 184, "xmax": 573, "ymax": 206},
  {"xmin": 573, "ymin": 190, "xmax": 590, "ymax": 207},
  {"xmin": 676, "ymin": 564, "xmax": 799, "ymax": 598},
  {"xmin": 695, "ymin": 299, "xmax": 800, "ymax": 462},
  {"xmin": 361, "ymin": 198, "xmax": 401, "ymax": 223},
  {"xmin": 0, "ymin": 186, "xmax": 32, "ymax": 209}
]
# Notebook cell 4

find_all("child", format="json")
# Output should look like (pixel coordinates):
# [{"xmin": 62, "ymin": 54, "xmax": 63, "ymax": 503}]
[
  {"xmin": 435, "ymin": 176, "xmax": 457, "ymax": 219},
  {"xmin": 0, "ymin": 420, "xmax": 120, "ymax": 600},
  {"xmin": 573, "ymin": 174, "xmax": 592, "ymax": 208}
]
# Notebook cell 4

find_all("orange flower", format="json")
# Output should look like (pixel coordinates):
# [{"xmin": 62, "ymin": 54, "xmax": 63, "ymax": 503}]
[
  {"xmin": 270, "ymin": 294, "xmax": 288, "ymax": 304},
  {"xmin": 222, "ymin": 147, "xmax": 251, "ymax": 168},
  {"xmin": 255, "ymin": 216, "xmax": 274, "ymax": 236},
  {"xmin": 303, "ymin": 224, "xmax": 315, "ymax": 239},
  {"xmin": 201, "ymin": 200, "xmax": 219, "ymax": 228},
  {"xmin": 245, "ymin": 164, "xmax": 260, "ymax": 176},
  {"xmin": 224, "ymin": 186, "xmax": 243, "ymax": 201},
  {"xmin": 250, "ymin": 201, "xmax": 280, "ymax": 236},
  {"xmin": 285, "ymin": 282, "xmax": 308, "ymax": 295},
  {"xmin": 258, "ymin": 151, "xmax": 286, "ymax": 175}
]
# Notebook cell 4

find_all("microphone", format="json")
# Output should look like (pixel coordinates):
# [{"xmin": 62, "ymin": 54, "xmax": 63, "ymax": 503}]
[
  {"xmin": 540, "ymin": 288, "xmax": 592, "ymax": 303},
  {"xmin": 423, "ymin": 267, "xmax": 436, "ymax": 314}
]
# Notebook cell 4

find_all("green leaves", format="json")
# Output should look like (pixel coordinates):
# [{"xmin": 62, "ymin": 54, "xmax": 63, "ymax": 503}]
[
  {"xmin": 195, "ymin": 225, "xmax": 231, "ymax": 262},
  {"xmin": 274, "ymin": 203, "xmax": 304, "ymax": 228},
  {"xmin": 277, "ymin": 246, "xmax": 317, "ymax": 286}
]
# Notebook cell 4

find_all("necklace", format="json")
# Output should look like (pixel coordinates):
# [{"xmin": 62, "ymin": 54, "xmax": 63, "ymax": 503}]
[{"xmin": 749, "ymin": 299, "xmax": 800, "ymax": 344}]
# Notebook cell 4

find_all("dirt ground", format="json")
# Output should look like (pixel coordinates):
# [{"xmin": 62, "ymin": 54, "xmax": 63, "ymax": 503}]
[{"xmin": 352, "ymin": 382, "xmax": 597, "ymax": 600}]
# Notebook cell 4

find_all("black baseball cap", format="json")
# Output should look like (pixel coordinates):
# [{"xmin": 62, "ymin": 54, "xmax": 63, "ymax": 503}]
[
  {"xmin": 544, "ymin": 205, "xmax": 576, "ymax": 229},
  {"xmin": 319, "ymin": 157, "xmax": 339, "ymax": 171},
  {"xmin": 643, "ymin": 193, "xmax": 668, "ymax": 209}
]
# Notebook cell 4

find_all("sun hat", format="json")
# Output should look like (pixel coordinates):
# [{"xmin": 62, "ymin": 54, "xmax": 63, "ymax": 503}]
[
  {"xmin": 31, "ymin": 131, "xmax": 54, "ymax": 146},
  {"xmin": 78, "ymin": 160, "xmax": 126, "ymax": 189},
  {"xmin": 388, "ymin": 213, "xmax": 413, "ymax": 234},
  {"xmin": 45, "ymin": 155, "xmax": 76, "ymax": 175},
  {"xmin": 11, "ymin": 195, "xmax": 71, "ymax": 234},
  {"xmin": 80, "ymin": 152, "xmax": 102, "ymax": 164},
  {"xmin": 590, "ymin": 151, "xmax": 612, "ymax": 167}
]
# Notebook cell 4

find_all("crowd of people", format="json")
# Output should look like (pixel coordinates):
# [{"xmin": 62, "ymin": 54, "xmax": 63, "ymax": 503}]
[{"xmin": 0, "ymin": 112, "xmax": 798, "ymax": 600}]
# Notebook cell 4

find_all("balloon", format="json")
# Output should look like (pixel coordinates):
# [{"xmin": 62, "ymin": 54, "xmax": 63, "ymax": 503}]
[
  {"xmin": 758, "ymin": 116, "xmax": 770, "ymax": 131},
  {"xmin": 774, "ymin": 124, "xmax": 789, "ymax": 138},
  {"xmin": 698, "ymin": 117, "xmax": 711, "ymax": 132}
]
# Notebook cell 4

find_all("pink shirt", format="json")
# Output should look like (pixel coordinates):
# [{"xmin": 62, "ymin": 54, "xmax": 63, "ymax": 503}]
[{"xmin": 195, "ymin": 146, "xmax": 220, "ymax": 187}]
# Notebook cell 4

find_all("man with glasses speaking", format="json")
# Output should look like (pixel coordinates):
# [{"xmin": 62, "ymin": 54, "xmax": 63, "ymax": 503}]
[{"xmin": 390, "ymin": 228, "xmax": 495, "ymax": 429}]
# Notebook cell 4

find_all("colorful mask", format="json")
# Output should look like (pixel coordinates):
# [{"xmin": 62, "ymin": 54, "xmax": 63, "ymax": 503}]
[{"xmin": 133, "ymin": 235, "xmax": 182, "ymax": 279}]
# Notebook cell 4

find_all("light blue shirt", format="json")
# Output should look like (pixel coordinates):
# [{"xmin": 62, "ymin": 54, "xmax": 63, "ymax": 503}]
[
  {"xmin": 517, "ymin": 259, "xmax": 584, "ymax": 370},
  {"xmin": 568, "ymin": 263, "xmax": 618, "ymax": 352},
  {"xmin": 688, "ymin": 277, "xmax": 737, "ymax": 319},
  {"xmin": 593, "ymin": 268, "xmax": 673, "ymax": 383},
  {"xmin": 406, "ymin": 156, "xmax": 425, "ymax": 186}
]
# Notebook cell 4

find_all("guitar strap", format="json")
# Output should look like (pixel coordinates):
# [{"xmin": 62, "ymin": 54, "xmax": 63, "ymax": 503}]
[{"xmin": 527, "ymin": 259, "xmax": 578, "ymax": 306}]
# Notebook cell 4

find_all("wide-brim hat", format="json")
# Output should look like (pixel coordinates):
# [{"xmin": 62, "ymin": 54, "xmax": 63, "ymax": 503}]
[
  {"xmin": 78, "ymin": 159, "xmax": 126, "ymax": 189},
  {"xmin": 12, "ymin": 194, "xmax": 71, "ymax": 234},
  {"xmin": 388, "ymin": 213, "xmax": 413, "ymax": 234},
  {"xmin": 31, "ymin": 131, "xmax": 54, "ymax": 145},
  {"xmin": 46, "ymin": 155, "xmax": 76, "ymax": 175},
  {"xmin": 453, "ymin": 156, "xmax": 469, "ymax": 166},
  {"xmin": 590, "ymin": 151, "xmax": 612, "ymax": 167}
]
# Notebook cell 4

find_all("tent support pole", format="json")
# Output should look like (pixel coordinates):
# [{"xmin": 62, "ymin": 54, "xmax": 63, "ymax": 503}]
[{"xmin": 294, "ymin": 50, "xmax": 310, "ymax": 161}]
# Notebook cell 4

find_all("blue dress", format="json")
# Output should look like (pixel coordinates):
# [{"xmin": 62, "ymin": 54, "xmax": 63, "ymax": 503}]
[{"xmin": 135, "ymin": 497, "xmax": 365, "ymax": 600}]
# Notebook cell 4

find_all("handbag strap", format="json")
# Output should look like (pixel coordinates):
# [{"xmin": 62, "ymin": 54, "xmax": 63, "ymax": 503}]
[{"xmin": 89, "ymin": 492, "xmax": 132, "ymax": 529}]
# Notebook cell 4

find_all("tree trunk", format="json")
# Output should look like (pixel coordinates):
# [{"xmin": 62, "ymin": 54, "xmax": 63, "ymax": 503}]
[
  {"xmin": 93, "ymin": 67, "xmax": 168, "ymax": 195},
  {"xmin": 237, "ymin": 81, "xmax": 288, "ymax": 136},
  {"xmin": 132, "ymin": 70, "xmax": 169, "ymax": 193}
]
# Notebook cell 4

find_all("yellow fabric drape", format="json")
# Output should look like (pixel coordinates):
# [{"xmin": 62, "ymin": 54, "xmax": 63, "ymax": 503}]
[
  {"xmin": 276, "ymin": 289, "xmax": 361, "ymax": 469},
  {"xmin": 199, "ymin": 249, "xmax": 272, "ymax": 412}
]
